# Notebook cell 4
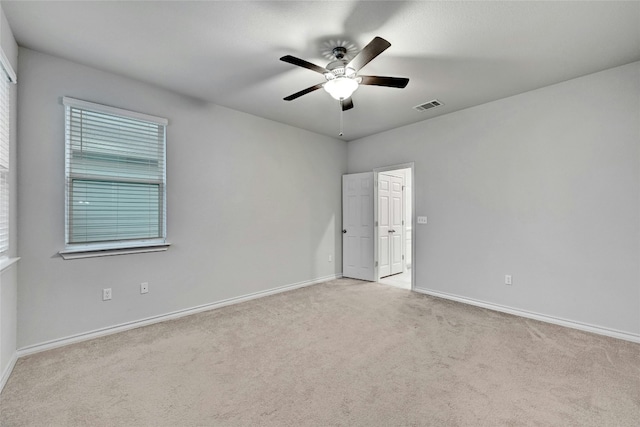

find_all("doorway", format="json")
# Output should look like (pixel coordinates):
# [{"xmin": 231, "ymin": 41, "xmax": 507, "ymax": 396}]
[
  {"xmin": 375, "ymin": 165, "xmax": 413, "ymax": 290},
  {"xmin": 341, "ymin": 163, "xmax": 414, "ymax": 290}
]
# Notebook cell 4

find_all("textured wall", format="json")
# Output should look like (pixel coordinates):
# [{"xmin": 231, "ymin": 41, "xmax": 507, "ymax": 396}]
[
  {"xmin": 17, "ymin": 48, "xmax": 346, "ymax": 348},
  {"xmin": 348, "ymin": 62, "xmax": 640, "ymax": 336}
]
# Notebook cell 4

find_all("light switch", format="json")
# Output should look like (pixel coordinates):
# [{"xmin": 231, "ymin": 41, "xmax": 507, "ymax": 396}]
[{"xmin": 417, "ymin": 216, "xmax": 428, "ymax": 224}]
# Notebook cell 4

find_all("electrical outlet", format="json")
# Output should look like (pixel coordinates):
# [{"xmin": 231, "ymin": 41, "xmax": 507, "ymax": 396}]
[
  {"xmin": 102, "ymin": 288, "xmax": 112, "ymax": 301},
  {"xmin": 417, "ymin": 216, "xmax": 428, "ymax": 224},
  {"xmin": 328, "ymin": 254, "xmax": 332, "ymax": 262},
  {"xmin": 140, "ymin": 282, "xmax": 149, "ymax": 294},
  {"xmin": 505, "ymin": 275, "xmax": 512, "ymax": 285}
]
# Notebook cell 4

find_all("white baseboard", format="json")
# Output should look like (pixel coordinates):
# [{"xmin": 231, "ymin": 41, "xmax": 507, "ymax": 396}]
[
  {"xmin": 17, "ymin": 273, "xmax": 343, "ymax": 357},
  {"xmin": 0, "ymin": 352, "xmax": 17, "ymax": 394},
  {"xmin": 414, "ymin": 287, "xmax": 640, "ymax": 344}
]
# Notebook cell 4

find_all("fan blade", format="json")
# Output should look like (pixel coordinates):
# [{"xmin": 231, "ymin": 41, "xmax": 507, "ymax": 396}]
[
  {"xmin": 280, "ymin": 55, "xmax": 329, "ymax": 74},
  {"xmin": 347, "ymin": 36, "xmax": 391, "ymax": 72},
  {"xmin": 341, "ymin": 97, "xmax": 354, "ymax": 111},
  {"xmin": 359, "ymin": 75, "xmax": 409, "ymax": 88},
  {"xmin": 283, "ymin": 83, "xmax": 324, "ymax": 101}
]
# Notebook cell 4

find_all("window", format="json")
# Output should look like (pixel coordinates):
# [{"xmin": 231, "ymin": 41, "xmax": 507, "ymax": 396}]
[
  {"xmin": 62, "ymin": 97, "xmax": 169, "ymax": 257},
  {"xmin": 0, "ymin": 50, "xmax": 16, "ymax": 259}
]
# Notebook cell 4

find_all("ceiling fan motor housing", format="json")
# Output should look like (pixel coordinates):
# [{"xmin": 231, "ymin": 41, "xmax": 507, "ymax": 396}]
[{"xmin": 325, "ymin": 59, "xmax": 356, "ymax": 80}]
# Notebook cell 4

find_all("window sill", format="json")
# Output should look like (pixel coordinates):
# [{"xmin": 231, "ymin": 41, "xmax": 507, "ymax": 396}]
[
  {"xmin": 59, "ymin": 243, "xmax": 171, "ymax": 260},
  {"xmin": 0, "ymin": 257, "xmax": 20, "ymax": 273}
]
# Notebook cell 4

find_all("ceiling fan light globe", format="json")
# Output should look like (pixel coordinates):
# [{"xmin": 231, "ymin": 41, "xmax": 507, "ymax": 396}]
[{"xmin": 324, "ymin": 77, "xmax": 358, "ymax": 100}]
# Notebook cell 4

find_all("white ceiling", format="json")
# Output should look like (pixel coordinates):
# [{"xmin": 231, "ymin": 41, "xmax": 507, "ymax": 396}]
[{"xmin": 3, "ymin": 1, "xmax": 640, "ymax": 141}]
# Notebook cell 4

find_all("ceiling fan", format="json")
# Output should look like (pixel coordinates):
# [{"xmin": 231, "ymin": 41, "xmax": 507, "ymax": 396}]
[{"xmin": 280, "ymin": 36, "xmax": 409, "ymax": 112}]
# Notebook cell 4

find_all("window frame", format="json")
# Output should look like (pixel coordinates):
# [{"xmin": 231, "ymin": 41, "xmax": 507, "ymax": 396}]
[
  {"xmin": 59, "ymin": 97, "xmax": 170, "ymax": 259},
  {"xmin": 0, "ymin": 47, "xmax": 16, "ymax": 266}
]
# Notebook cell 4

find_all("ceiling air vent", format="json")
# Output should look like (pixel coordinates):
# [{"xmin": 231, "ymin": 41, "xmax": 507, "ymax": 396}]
[{"xmin": 413, "ymin": 99, "xmax": 443, "ymax": 112}]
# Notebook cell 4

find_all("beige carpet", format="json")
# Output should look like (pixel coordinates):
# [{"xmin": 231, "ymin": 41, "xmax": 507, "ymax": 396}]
[{"xmin": 1, "ymin": 278, "xmax": 639, "ymax": 426}]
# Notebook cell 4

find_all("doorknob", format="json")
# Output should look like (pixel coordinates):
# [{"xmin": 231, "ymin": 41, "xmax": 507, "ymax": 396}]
[{"xmin": 342, "ymin": 229, "xmax": 347, "ymax": 233}]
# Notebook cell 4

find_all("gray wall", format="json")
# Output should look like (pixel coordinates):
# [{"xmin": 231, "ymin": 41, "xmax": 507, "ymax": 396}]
[
  {"xmin": 0, "ymin": 3, "xmax": 18, "ymax": 383},
  {"xmin": 17, "ymin": 48, "xmax": 346, "ymax": 348},
  {"xmin": 349, "ymin": 62, "xmax": 640, "ymax": 336},
  {"xmin": 12, "ymin": 45, "xmax": 640, "ymax": 349}
]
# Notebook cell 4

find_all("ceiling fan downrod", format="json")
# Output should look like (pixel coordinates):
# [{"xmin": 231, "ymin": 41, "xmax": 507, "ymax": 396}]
[{"xmin": 332, "ymin": 46, "xmax": 347, "ymax": 60}]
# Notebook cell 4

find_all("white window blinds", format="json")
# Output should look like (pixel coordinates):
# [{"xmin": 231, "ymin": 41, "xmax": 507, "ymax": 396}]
[
  {"xmin": 63, "ymin": 97, "xmax": 168, "ymax": 249},
  {"xmin": 0, "ymin": 68, "xmax": 9, "ymax": 256}
]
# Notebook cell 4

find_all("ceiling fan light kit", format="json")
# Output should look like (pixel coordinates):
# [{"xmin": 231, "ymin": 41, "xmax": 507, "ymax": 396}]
[
  {"xmin": 280, "ymin": 36, "xmax": 409, "ymax": 136},
  {"xmin": 324, "ymin": 77, "xmax": 359, "ymax": 100}
]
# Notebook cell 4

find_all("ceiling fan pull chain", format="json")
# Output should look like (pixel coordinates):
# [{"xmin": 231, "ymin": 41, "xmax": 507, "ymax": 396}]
[{"xmin": 339, "ymin": 99, "xmax": 344, "ymax": 136}]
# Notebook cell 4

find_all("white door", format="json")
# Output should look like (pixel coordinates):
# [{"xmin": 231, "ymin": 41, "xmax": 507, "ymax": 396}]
[
  {"xmin": 342, "ymin": 172, "xmax": 375, "ymax": 281},
  {"xmin": 378, "ymin": 173, "xmax": 404, "ymax": 278},
  {"xmin": 378, "ymin": 173, "xmax": 392, "ymax": 277},
  {"xmin": 389, "ymin": 175, "xmax": 404, "ymax": 275}
]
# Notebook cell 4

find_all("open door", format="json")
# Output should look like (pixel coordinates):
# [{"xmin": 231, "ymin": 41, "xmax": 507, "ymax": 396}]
[{"xmin": 342, "ymin": 172, "xmax": 375, "ymax": 281}]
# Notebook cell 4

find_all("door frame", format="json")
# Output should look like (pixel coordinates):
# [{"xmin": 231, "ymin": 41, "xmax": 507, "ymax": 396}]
[{"xmin": 374, "ymin": 162, "xmax": 415, "ymax": 289}]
